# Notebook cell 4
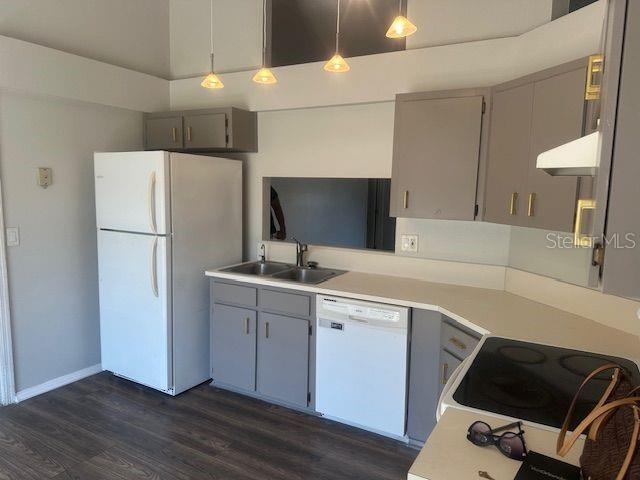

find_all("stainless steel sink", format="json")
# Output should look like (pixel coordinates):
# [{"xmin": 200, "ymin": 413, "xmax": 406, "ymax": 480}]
[
  {"xmin": 221, "ymin": 261, "xmax": 291, "ymax": 276},
  {"xmin": 271, "ymin": 267, "xmax": 343, "ymax": 285}
]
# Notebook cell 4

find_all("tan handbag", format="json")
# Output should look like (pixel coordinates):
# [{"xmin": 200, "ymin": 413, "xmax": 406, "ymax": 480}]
[{"xmin": 557, "ymin": 363, "xmax": 640, "ymax": 480}]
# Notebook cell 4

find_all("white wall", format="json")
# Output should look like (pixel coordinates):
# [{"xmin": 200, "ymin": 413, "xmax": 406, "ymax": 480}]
[
  {"xmin": 0, "ymin": 0, "xmax": 171, "ymax": 78},
  {"xmin": 406, "ymin": 0, "xmax": 552, "ymax": 49},
  {"xmin": 169, "ymin": 0, "xmax": 553, "ymax": 79},
  {"xmin": 0, "ymin": 93, "xmax": 143, "ymax": 392},
  {"xmin": 0, "ymin": 35, "xmax": 169, "ymax": 113},
  {"xmin": 170, "ymin": 0, "xmax": 262, "ymax": 78}
]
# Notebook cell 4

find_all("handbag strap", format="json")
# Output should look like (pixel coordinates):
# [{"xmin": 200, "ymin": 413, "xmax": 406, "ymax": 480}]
[
  {"xmin": 562, "ymin": 399, "xmax": 640, "ymax": 480},
  {"xmin": 557, "ymin": 363, "xmax": 621, "ymax": 456}
]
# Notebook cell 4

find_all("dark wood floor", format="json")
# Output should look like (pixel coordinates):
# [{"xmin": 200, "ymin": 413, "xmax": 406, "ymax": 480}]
[{"xmin": 0, "ymin": 372, "xmax": 417, "ymax": 479}]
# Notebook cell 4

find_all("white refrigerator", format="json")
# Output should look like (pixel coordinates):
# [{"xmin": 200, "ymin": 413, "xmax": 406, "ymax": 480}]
[{"xmin": 94, "ymin": 151, "xmax": 242, "ymax": 395}]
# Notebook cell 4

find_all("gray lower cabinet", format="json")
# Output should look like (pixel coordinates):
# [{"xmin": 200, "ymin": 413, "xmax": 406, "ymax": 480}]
[
  {"xmin": 145, "ymin": 115, "xmax": 183, "ymax": 151},
  {"xmin": 390, "ymin": 90, "xmax": 486, "ymax": 220},
  {"xmin": 257, "ymin": 313, "xmax": 310, "ymax": 407},
  {"xmin": 406, "ymin": 310, "xmax": 442, "ymax": 443},
  {"xmin": 210, "ymin": 280, "xmax": 314, "ymax": 410},
  {"xmin": 211, "ymin": 304, "xmax": 256, "ymax": 391}
]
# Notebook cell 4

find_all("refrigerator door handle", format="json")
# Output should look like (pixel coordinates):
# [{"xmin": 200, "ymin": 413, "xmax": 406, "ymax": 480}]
[
  {"xmin": 150, "ymin": 237, "xmax": 159, "ymax": 298},
  {"xmin": 148, "ymin": 171, "xmax": 157, "ymax": 234}
]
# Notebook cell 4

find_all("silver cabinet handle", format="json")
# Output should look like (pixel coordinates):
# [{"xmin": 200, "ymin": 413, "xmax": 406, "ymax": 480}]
[
  {"xmin": 244, "ymin": 317, "xmax": 250, "ymax": 335},
  {"xmin": 150, "ymin": 237, "xmax": 159, "ymax": 298},
  {"xmin": 171, "ymin": 127, "xmax": 177, "ymax": 143},
  {"xmin": 148, "ymin": 171, "xmax": 157, "ymax": 234},
  {"xmin": 265, "ymin": 321, "xmax": 269, "ymax": 339},
  {"xmin": 186, "ymin": 126, "xmax": 192, "ymax": 142}
]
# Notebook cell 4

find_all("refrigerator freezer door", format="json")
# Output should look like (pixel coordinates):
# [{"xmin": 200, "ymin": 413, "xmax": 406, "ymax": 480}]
[
  {"xmin": 98, "ymin": 230, "xmax": 171, "ymax": 392},
  {"xmin": 94, "ymin": 151, "xmax": 169, "ymax": 235}
]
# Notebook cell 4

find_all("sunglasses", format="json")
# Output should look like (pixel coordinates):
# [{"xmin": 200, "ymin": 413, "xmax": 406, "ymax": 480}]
[{"xmin": 467, "ymin": 421, "xmax": 528, "ymax": 461}]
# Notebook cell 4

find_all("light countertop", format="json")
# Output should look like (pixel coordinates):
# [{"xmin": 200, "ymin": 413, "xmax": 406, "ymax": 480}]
[
  {"xmin": 206, "ymin": 268, "xmax": 640, "ymax": 360},
  {"xmin": 408, "ymin": 408, "xmax": 583, "ymax": 480},
  {"xmin": 206, "ymin": 266, "xmax": 639, "ymax": 480}
]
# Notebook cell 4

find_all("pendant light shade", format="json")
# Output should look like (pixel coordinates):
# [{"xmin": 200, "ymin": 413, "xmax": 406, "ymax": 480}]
[
  {"xmin": 386, "ymin": 15, "xmax": 417, "ymax": 38},
  {"xmin": 201, "ymin": 0, "xmax": 224, "ymax": 89},
  {"xmin": 386, "ymin": 1, "xmax": 417, "ymax": 39},
  {"xmin": 325, "ymin": 0, "xmax": 349, "ymax": 73},
  {"xmin": 253, "ymin": 0, "xmax": 277, "ymax": 84},
  {"xmin": 201, "ymin": 71, "xmax": 224, "ymax": 89},
  {"xmin": 252, "ymin": 67, "xmax": 277, "ymax": 84},
  {"xmin": 323, "ymin": 54, "xmax": 350, "ymax": 73}
]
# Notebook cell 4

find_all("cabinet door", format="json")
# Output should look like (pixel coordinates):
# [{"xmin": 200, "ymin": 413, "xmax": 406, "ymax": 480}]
[
  {"xmin": 211, "ymin": 304, "xmax": 256, "ymax": 391},
  {"xmin": 407, "ymin": 310, "xmax": 441, "ymax": 443},
  {"xmin": 525, "ymin": 69, "xmax": 585, "ymax": 232},
  {"xmin": 484, "ymin": 84, "xmax": 533, "ymax": 226},
  {"xmin": 184, "ymin": 113, "xmax": 227, "ymax": 149},
  {"xmin": 145, "ymin": 116, "xmax": 183, "ymax": 150},
  {"xmin": 390, "ymin": 95, "xmax": 484, "ymax": 220},
  {"xmin": 257, "ymin": 313, "xmax": 309, "ymax": 407},
  {"xmin": 602, "ymin": 0, "xmax": 640, "ymax": 300}
]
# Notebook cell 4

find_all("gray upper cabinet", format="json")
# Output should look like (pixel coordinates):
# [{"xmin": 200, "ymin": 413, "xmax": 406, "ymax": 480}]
[
  {"xmin": 484, "ymin": 84, "xmax": 533, "ymax": 225},
  {"xmin": 526, "ymin": 68, "xmax": 586, "ymax": 232},
  {"xmin": 602, "ymin": 0, "xmax": 640, "ymax": 301},
  {"xmin": 211, "ymin": 304, "xmax": 256, "ymax": 392},
  {"xmin": 145, "ymin": 115, "xmax": 183, "ymax": 151},
  {"xmin": 183, "ymin": 112, "xmax": 227, "ymax": 149},
  {"xmin": 144, "ymin": 107, "xmax": 257, "ymax": 152},
  {"xmin": 390, "ymin": 91, "xmax": 486, "ymax": 220},
  {"xmin": 484, "ymin": 60, "xmax": 588, "ymax": 231},
  {"xmin": 257, "ymin": 313, "xmax": 310, "ymax": 407}
]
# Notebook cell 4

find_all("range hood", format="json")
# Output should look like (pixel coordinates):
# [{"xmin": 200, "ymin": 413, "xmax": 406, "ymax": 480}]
[{"xmin": 536, "ymin": 131, "xmax": 600, "ymax": 176}]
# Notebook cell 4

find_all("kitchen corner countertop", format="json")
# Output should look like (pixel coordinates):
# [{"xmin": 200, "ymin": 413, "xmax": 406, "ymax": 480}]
[
  {"xmin": 206, "ymin": 269, "xmax": 640, "ymax": 360},
  {"xmin": 408, "ymin": 408, "xmax": 583, "ymax": 480},
  {"xmin": 206, "ymin": 267, "xmax": 639, "ymax": 480}
]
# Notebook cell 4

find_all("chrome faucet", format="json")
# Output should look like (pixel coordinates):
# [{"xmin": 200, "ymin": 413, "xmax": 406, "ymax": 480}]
[{"xmin": 292, "ymin": 237, "xmax": 308, "ymax": 268}]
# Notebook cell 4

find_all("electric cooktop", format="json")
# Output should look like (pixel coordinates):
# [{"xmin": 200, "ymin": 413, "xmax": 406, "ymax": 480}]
[{"xmin": 453, "ymin": 337, "xmax": 640, "ymax": 430}]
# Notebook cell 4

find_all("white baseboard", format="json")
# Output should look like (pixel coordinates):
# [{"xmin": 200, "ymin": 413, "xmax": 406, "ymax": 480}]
[{"xmin": 14, "ymin": 364, "xmax": 103, "ymax": 403}]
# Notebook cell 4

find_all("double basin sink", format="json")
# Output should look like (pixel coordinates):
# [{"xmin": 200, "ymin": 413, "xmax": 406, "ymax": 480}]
[{"xmin": 221, "ymin": 261, "xmax": 344, "ymax": 285}]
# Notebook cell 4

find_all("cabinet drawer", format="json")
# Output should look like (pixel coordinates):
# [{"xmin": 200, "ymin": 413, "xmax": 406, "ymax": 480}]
[
  {"xmin": 260, "ymin": 289, "xmax": 311, "ymax": 318},
  {"xmin": 441, "ymin": 322, "xmax": 479, "ymax": 359},
  {"xmin": 213, "ymin": 282, "xmax": 257, "ymax": 307},
  {"xmin": 440, "ymin": 349, "xmax": 462, "ymax": 392}
]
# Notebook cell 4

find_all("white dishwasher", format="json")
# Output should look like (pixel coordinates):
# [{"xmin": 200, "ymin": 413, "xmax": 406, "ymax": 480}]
[{"xmin": 315, "ymin": 295, "xmax": 409, "ymax": 439}]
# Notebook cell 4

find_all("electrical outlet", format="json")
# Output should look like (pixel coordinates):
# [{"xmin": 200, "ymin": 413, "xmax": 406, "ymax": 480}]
[
  {"xmin": 6, "ymin": 227, "xmax": 19, "ymax": 247},
  {"xmin": 400, "ymin": 234, "xmax": 418, "ymax": 253},
  {"xmin": 37, "ymin": 167, "xmax": 53, "ymax": 189}
]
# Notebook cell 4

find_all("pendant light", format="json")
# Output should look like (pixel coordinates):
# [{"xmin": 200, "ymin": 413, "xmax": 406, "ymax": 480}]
[
  {"xmin": 253, "ymin": 0, "xmax": 277, "ymax": 84},
  {"xmin": 324, "ymin": 0, "xmax": 349, "ymax": 73},
  {"xmin": 201, "ymin": 0, "xmax": 224, "ymax": 89},
  {"xmin": 386, "ymin": 0, "xmax": 417, "ymax": 39}
]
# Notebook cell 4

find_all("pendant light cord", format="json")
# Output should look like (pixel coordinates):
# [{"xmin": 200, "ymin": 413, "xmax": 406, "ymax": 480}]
[
  {"xmin": 335, "ymin": 0, "xmax": 341, "ymax": 53},
  {"xmin": 209, "ymin": 0, "xmax": 215, "ymax": 71},
  {"xmin": 262, "ymin": 0, "xmax": 267, "ymax": 67}
]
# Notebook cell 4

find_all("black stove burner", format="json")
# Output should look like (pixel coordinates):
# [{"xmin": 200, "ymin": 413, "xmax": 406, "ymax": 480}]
[{"xmin": 453, "ymin": 337, "xmax": 640, "ymax": 430}]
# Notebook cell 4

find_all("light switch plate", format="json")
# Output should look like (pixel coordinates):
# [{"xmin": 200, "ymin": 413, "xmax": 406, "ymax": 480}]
[
  {"xmin": 6, "ymin": 227, "xmax": 19, "ymax": 247},
  {"xmin": 400, "ymin": 234, "xmax": 418, "ymax": 253},
  {"xmin": 37, "ymin": 167, "xmax": 53, "ymax": 188}
]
